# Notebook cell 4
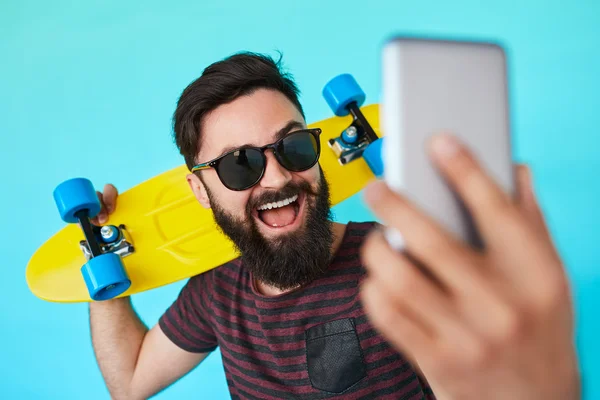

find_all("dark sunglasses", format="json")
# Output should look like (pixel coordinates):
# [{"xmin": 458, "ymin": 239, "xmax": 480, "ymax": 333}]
[{"xmin": 191, "ymin": 128, "xmax": 322, "ymax": 191}]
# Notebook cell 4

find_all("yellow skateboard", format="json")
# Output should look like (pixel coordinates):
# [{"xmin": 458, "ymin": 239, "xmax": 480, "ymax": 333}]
[{"xmin": 26, "ymin": 74, "xmax": 385, "ymax": 303}]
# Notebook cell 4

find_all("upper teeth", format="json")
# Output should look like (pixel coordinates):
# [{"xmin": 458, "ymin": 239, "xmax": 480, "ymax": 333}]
[{"xmin": 257, "ymin": 194, "xmax": 298, "ymax": 211}]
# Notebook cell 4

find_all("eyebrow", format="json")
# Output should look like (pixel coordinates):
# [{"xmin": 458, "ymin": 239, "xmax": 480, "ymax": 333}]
[{"xmin": 217, "ymin": 120, "xmax": 306, "ymax": 157}]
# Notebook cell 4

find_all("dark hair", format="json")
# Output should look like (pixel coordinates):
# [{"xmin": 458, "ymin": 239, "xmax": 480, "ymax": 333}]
[{"xmin": 172, "ymin": 51, "xmax": 305, "ymax": 170}]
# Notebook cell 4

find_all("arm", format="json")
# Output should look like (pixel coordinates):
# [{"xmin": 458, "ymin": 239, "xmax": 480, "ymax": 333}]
[
  {"xmin": 89, "ymin": 184, "xmax": 213, "ymax": 399},
  {"xmin": 89, "ymin": 297, "xmax": 209, "ymax": 400}
]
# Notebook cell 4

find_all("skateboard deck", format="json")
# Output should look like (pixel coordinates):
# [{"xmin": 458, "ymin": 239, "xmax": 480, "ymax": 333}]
[{"xmin": 26, "ymin": 101, "xmax": 382, "ymax": 303}]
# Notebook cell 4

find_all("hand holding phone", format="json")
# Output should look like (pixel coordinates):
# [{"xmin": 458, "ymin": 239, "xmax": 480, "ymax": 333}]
[{"xmin": 358, "ymin": 36, "xmax": 580, "ymax": 400}]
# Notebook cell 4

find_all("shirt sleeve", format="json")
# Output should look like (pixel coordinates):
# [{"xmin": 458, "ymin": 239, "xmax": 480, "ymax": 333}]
[{"xmin": 158, "ymin": 274, "xmax": 218, "ymax": 353}]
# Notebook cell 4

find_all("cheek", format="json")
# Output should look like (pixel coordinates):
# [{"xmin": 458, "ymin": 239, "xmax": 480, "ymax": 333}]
[
  {"xmin": 233, "ymin": 192, "xmax": 253, "ymax": 213},
  {"xmin": 205, "ymin": 172, "xmax": 252, "ymax": 213},
  {"xmin": 218, "ymin": 188, "xmax": 253, "ymax": 215},
  {"xmin": 298, "ymin": 164, "xmax": 321, "ymax": 186}
]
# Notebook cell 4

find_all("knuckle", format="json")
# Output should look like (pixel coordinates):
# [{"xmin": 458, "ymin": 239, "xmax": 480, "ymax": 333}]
[
  {"xmin": 416, "ymin": 224, "xmax": 456, "ymax": 261},
  {"xmin": 360, "ymin": 280, "xmax": 378, "ymax": 313},
  {"xmin": 497, "ymin": 204, "xmax": 521, "ymax": 225},
  {"xmin": 488, "ymin": 194, "xmax": 515, "ymax": 222},
  {"xmin": 495, "ymin": 308, "xmax": 525, "ymax": 344},
  {"xmin": 532, "ymin": 272, "xmax": 570, "ymax": 313},
  {"xmin": 465, "ymin": 339, "xmax": 492, "ymax": 370},
  {"xmin": 378, "ymin": 303, "xmax": 397, "ymax": 328},
  {"xmin": 363, "ymin": 285, "xmax": 393, "ymax": 330},
  {"xmin": 455, "ymin": 155, "xmax": 480, "ymax": 190},
  {"xmin": 433, "ymin": 344, "xmax": 456, "ymax": 373},
  {"xmin": 360, "ymin": 233, "xmax": 383, "ymax": 265},
  {"xmin": 395, "ymin": 262, "xmax": 419, "ymax": 296},
  {"xmin": 459, "ymin": 167, "xmax": 513, "ymax": 216},
  {"xmin": 450, "ymin": 145, "xmax": 475, "ymax": 172}
]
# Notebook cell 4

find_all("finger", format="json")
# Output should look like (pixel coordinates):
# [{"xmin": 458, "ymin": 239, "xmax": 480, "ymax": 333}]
[
  {"xmin": 362, "ymin": 274, "xmax": 494, "ymax": 377},
  {"xmin": 363, "ymin": 229, "xmax": 513, "ymax": 346},
  {"xmin": 363, "ymin": 185, "xmax": 515, "ymax": 342},
  {"xmin": 514, "ymin": 164, "xmax": 551, "ymax": 237},
  {"xmin": 359, "ymin": 276, "xmax": 434, "ymax": 366},
  {"xmin": 427, "ymin": 133, "xmax": 516, "ymax": 241},
  {"xmin": 505, "ymin": 164, "xmax": 567, "ymax": 301},
  {"xmin": 426, "ymin": 137, "xmax": 565, "ymax": 290},
  {"xmin": 361, "ymin": 230, "xmax": 479, "ymax": 338},
  {"xmin": 91, "ymin": 191, "xmax": 107, "ymax": 225},
  {"xmin": 363, "ymin": 180, "xmax": 486, "ymax": 296},
  {"xmin": 102, "ymin": 184, "xmax": 118, "ymax": 214}
]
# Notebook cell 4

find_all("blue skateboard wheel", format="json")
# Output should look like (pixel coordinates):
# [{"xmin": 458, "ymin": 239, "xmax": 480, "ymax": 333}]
[
  {"xmin": 322, "ymin": 74, "xmax": 366, "ymax": 117},
  {"xmin": 81, "ymin": 253, "xmax": 131, "ymax": 301},
  {"xmin": 363, "ymin": 138, "xmax": 384, "ymax": 177},
  {"xmin": 53, "ymin": 178, "xmax": 101, "ymax": 223}
]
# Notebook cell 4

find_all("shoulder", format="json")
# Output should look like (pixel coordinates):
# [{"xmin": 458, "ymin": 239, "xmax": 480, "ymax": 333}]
[
  {"xmin": 185, "ymin": 258, "xmax": 245, "ymax": 294},
  {"xmin": 345, "ymin": 221, "xmax": 380, "ymax": 236},
  {"xmin": 328, "ymin": 221, "xmax": 379, "ymax": 271},
  {"xmin": 335, "ymin": 221, "xmax": 380, "ymax": 279},
  {"xmin": 340, "ymin": 221, "xmax": 380, "ymax": 247}
]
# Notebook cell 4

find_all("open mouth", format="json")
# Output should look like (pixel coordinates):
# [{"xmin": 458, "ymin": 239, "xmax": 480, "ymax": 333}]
[{"xmin": 253, "ymin": 192, "xmax": 305, "ymax": 231}]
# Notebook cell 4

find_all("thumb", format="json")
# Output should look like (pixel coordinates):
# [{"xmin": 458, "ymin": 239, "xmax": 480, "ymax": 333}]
[
  {"xmin": 90, "ymin": 184, "xmax": 118, "ymax": 225},
  {"xmin": 102, "ymin": 184, "xmax": 118, "ymax": 214}
]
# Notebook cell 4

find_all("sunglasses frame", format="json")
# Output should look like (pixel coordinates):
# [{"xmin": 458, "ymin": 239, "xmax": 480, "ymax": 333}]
[{"xmin": 191, "ymin": 128, "xmax": 322, "ymax": 191}]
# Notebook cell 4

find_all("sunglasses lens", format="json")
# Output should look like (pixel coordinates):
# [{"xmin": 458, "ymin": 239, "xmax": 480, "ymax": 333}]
[
  {"xmin": 217, "ymin": 148, "xmax": 264, "ymax": 190},
  {"xmin": 277, "ymin": 131, "xmax": 319, "ymax": 171}
]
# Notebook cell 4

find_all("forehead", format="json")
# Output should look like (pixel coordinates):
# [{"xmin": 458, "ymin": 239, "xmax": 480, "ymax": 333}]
[{"xmin": 198, "ymin": 89, "xmax": 305, "ymax": 161}]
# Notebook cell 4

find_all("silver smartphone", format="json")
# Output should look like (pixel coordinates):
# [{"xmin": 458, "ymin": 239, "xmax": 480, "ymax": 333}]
[{"xmin": 381, "ymin": 36, "xmax": 515, "ymax": 247}]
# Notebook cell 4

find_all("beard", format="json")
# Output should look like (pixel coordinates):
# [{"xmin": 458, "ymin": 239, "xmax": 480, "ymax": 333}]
[{"xmin": 206, "ymin": 168, "xmax": 335, "ymax": 291}]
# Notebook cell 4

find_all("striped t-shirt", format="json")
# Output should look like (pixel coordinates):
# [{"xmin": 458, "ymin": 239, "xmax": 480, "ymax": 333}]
[{"xmin": 159, "ymin": 221, "xmax": 436, "ymax": 399}]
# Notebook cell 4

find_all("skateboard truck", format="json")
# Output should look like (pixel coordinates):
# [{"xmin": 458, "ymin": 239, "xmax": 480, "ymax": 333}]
[
  {"xmin": 78, "ymin": 221, "xmax": 135, "ymax": 261},
  {"xmin": 328, "ymin": 101, "xmax": 379, "ymax": 166},
  {"xmin": 323, "ymin": 74, "xmax": 383, "ymax": 176},
  {"xmin": 52, "ymin": 177, "xmax": 132, "ymax": 301}
]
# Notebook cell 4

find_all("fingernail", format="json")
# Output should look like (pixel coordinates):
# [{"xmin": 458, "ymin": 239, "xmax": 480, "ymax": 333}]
[
  {"xmin": 431, "ymin": 133, "xmax": 460, "ymax": 159},
  {"xmin": 517, "ymin": 164, "xmax": 532, "ymax": 188},
  {"xmin": 524, "ymin": 166, "xmax": 533, "ymax": 188},
  {"xmin": 384, "ymin": 227, "xmax": 406, "ymax": 252},
  {"xmin": 524, "ymin": 165, "xmax": 536, "ymax": 195}
]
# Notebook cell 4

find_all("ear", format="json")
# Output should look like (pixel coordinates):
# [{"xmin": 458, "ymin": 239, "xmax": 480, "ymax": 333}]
[{"xmin": 187, "ymin": 173, "xmax": 211, "ymax": 209}]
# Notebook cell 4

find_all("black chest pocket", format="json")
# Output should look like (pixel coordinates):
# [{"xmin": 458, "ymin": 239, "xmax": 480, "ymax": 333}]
[{"xmin": 305, "ymin": 318, "xmax": 367, "ymax": 394}]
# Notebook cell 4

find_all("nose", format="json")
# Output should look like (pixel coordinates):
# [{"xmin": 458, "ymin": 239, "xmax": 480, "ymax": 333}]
[{"xmin": 259, "ymin": 150, "xmax": 292, "ymax": 189}]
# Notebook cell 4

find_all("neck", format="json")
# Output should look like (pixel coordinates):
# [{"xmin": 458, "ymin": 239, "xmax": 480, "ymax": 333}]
[{"xmin": 254, "ymin": 222, "xmax": 347, "ymax": 297}]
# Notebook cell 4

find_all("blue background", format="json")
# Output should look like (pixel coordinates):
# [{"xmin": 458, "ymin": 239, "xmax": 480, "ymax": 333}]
[{"xmin": 2, "ymin": 0, "xmax": 599, "ymax": 398}]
